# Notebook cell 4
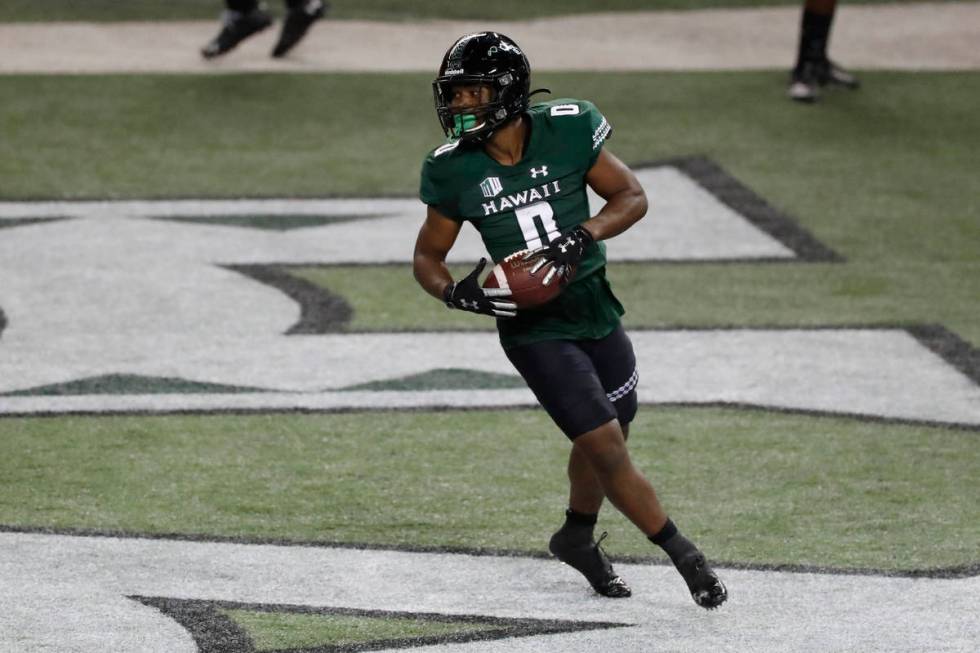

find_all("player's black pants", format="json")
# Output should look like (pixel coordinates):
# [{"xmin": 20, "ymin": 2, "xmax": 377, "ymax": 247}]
[{"xmin": 505, "ymin": 324, "xmax": 639, "ymax": 440}]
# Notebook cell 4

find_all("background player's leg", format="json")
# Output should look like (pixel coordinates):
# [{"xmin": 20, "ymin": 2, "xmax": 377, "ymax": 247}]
[
  {"xmin": 201, "ymin": 0, "xmax": 272, "ymax": 59},
  {"xmin": 273, "ymin": 0, "xmax": 329, "ymax": 57},
  {"xmin": 789, "ymin": 0, "xmax": 859, "ymax": 102}
]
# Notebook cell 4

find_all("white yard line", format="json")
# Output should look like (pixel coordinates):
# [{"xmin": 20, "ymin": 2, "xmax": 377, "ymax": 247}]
[
  {"xmin": 1, "ymin": 3, "xmax": 978, "ymax": 74},
  {"xmin": 2, "ymin": 532, "xmax": 978, "ymax": 652}
]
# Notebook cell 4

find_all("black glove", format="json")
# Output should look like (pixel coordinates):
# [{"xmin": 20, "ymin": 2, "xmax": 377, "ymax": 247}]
[
  {"xmin": 443, "ymin": 258, "xmax": 517, "ymax": 318},
  {"xmin": 523, "ymin": 225, "xmax": 594, "ymax": 286}
]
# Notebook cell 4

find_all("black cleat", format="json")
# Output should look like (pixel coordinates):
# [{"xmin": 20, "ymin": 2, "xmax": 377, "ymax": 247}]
[
  {"xmin": 675, "ymin": 551, "xmax": 728, "ymax": 609},
  {"xmin": 789, "ymin": 58, "xmax": 859, "ymax": 102},
  {"xmin": 788, "ymin": 62, "xmax": 820, "ymax": 103},
  {"xmin": 271, "ymin": 0, "xmax": 328, "ymax": 58},
  {"xmin": 549, "ymin": 530, "xmax": 632, "ymax": 598},
  {"xmin": 814, "ymin": 59, "xmax": 861, "ymax": 89},
  {"xmin": 201, "ymin": 6, "xmax": 273, "ymax": 59}
]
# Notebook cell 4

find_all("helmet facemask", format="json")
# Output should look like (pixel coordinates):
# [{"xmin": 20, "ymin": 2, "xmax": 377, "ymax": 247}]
[{"xmin": 433, "ymin": 72, "xmax": 521, "ymax": 143}]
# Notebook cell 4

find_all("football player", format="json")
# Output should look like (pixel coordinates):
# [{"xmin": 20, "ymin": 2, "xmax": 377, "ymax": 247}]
[{"xmin": 413, "ymin": 32, "xmax": 727, "ymax": 609}]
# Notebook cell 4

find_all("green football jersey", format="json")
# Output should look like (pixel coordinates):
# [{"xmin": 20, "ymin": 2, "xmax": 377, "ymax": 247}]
[{"xmin": 419, "ymin": 98, "xmax": 624, "ymax": 349}]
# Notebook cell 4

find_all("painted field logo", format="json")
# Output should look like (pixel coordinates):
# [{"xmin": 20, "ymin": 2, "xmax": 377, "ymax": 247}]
[
  {"xmin": 480, "ymin": 176, "xmax": 503, "ymax": 198},
  {"xmin": 0, "ymin": 157, "xmax": 976, "ymax": 426}
]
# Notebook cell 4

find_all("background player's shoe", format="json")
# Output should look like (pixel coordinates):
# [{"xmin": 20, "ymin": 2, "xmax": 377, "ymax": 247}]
[
  {"xmin": 789, "ymin": 59, "xmax": 860, "ymax": 102},
  {"xmin": 814, "ymin": 59, "xmax": 861, "ymax": 89},
  {"xmin": 788, "ymin": 62, "xmax": 820, "ymax": 102},
  {"xmin": 549, "ymin": 530, "xmax": 632, "ymax": 598},
  {"xmin": 201, "ymin": 6, "xmax": 273, "ymax": 59},
  {"xmin": 674, "ymin": 551, "xmax": 728, "ymax": 609},
  {"xmin": 272, "ymin": 0, "xmax": 328, "ymax": 58}
]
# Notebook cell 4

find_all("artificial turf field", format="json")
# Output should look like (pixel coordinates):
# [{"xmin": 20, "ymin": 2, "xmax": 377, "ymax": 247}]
[{"xmin": 1, "ymin": 6, "xmax": 978, "ymax": 651}]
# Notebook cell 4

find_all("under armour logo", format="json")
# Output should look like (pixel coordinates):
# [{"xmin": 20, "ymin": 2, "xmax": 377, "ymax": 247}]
[
  {"xmin": 529, "ymin": 166, "xmax": 549, "ymax": 179},
  {"xmin": 460, "ymin": 299, "xmax": 479, "ymax": 310},
  {"xmin": 558, "ymin": 242, "xmax": 569, "ymax": 253}
]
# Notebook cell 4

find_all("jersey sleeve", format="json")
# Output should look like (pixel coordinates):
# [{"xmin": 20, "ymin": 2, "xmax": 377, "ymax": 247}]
[
  {"xmin": 418, "ymin": 146, "xmax": 464, "ymax": 221},
  {"xmin": 578, "ymin": 100, "xmax": 612, "ymax": 167},
  {"xmin": 540, "ymin": 98, "xmax": 613, "ymax": 168}
]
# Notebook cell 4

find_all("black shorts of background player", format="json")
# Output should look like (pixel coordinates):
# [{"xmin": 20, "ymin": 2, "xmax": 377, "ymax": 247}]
[
  {"xmin": 413, "ymin": 32, "xmax": 727, "ymax": 609},
  {"xmin": 201, "ymin": 0, "xmax": 329, "ymax": 60},
  {"xmin": 789, "ymin": 0, "xmax": 861, "ymax": 102}
]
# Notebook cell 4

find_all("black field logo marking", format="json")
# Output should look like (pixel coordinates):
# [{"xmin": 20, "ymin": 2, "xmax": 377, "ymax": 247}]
[
  {"xmin": 0, "ymin": 215, "xmax": 72, "ymax": 230},
  {"xmin": 131, "ymin": 596, "xmax": 628, "ymax": 653},
  {"xmin": 652, "ymin": 156, "xmax": 843, "ymax": 262},
  {"xmin": 224, "ymin": 264, "xmax": 353, "ymax": 335},
  {"xmin": 2, "ymin": 373, "xmax": 270, "ymax": 397},
  {"xmin": 152, "ymin": 213, "xmax": 396, "ymax": 232}
]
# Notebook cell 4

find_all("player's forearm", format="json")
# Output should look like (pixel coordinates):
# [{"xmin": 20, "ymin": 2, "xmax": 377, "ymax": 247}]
[
  {"xmin": 583, "ymin": 187, "xmax": 647, "ymax": 242},
  {"xmin": 413, "ymin": 253, "xmax": 453, "ymax": 301}
]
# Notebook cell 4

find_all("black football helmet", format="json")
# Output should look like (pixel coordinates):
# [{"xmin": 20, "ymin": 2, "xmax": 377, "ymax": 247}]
[{"xmin": 433, "ymin": 32, "xmax": 532, "ymax": 143}]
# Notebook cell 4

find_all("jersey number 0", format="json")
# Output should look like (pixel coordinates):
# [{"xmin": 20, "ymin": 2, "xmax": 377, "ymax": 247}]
[{"xmin": 514, "ymin": 202, "xmax": 560, "ymax": 250}]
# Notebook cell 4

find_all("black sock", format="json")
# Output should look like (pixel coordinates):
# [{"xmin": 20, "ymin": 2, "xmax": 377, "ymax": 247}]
[
  {"xmin": 558, "ymin": 508, "xmax": 597, "ymax": 546},
  {"xmin": 648, "ymin": 518, "xmax": 698, "ymax": 565},
  {"xmin": 795, "ymin": 9, "xmax": 835, "ymax": 72},
  {"xmin": 285, "ymin": 0, "xmax": 321, "ymax": 10},
  {"xmin": 227, "ymin": 0, "xmax": 260, "ymax": 14}
]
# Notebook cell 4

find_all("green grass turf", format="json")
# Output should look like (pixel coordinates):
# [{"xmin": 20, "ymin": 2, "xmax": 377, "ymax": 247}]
[
  {"xmin": 221, "ymin": 609, "xmax": 497, "ymax": 651},
  {"xmin": 0, "ymin": 0, "xmax": 932, "ymax": 22},
  {"xmin": 2, "ymin": 70, "xmax": 977, "ymax": 581},
  {"xmin": 0, "ymin": 73, "xmax": 439, "ymax": 200},
  {"xmin": 1, "ymin": 408, "xmax": 977, "ymax": 572}
]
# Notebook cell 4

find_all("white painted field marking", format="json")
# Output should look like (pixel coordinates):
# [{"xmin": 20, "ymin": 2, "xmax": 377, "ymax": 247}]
[
  {"xmin": 1, "ymin": 329, "xmax": 978, "ymax": 426},
  {"xmin": 0, "ymin": 167, "xmax": 793, "ymax": 264},
  {"xmin": 1, "ymin": 532, "xmax": 977, "ymax": 653},
  {"xmin": 0, "ymin": 191, "xmax": 976, "ymax": 424}
]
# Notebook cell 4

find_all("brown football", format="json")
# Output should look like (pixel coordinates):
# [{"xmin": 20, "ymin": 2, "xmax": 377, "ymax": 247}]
[{"xmin": 482, "ymin": 250, "xmax": 564, "ymax": 309}]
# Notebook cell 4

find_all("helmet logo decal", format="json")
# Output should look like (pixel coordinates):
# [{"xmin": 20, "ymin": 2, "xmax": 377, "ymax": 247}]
[
  {"xmin": 480, "ymin": 177, "xmax": 503, "ymax": 198},
  {"xmin": 448, "ymin": 32, "xmax": 486, "ymax": 62}
]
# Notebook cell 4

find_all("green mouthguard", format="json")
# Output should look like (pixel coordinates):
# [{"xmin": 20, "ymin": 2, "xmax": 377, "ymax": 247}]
[{"xmin": 451, "ymin": 114, "xmax": 478, "ymax": 138}]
